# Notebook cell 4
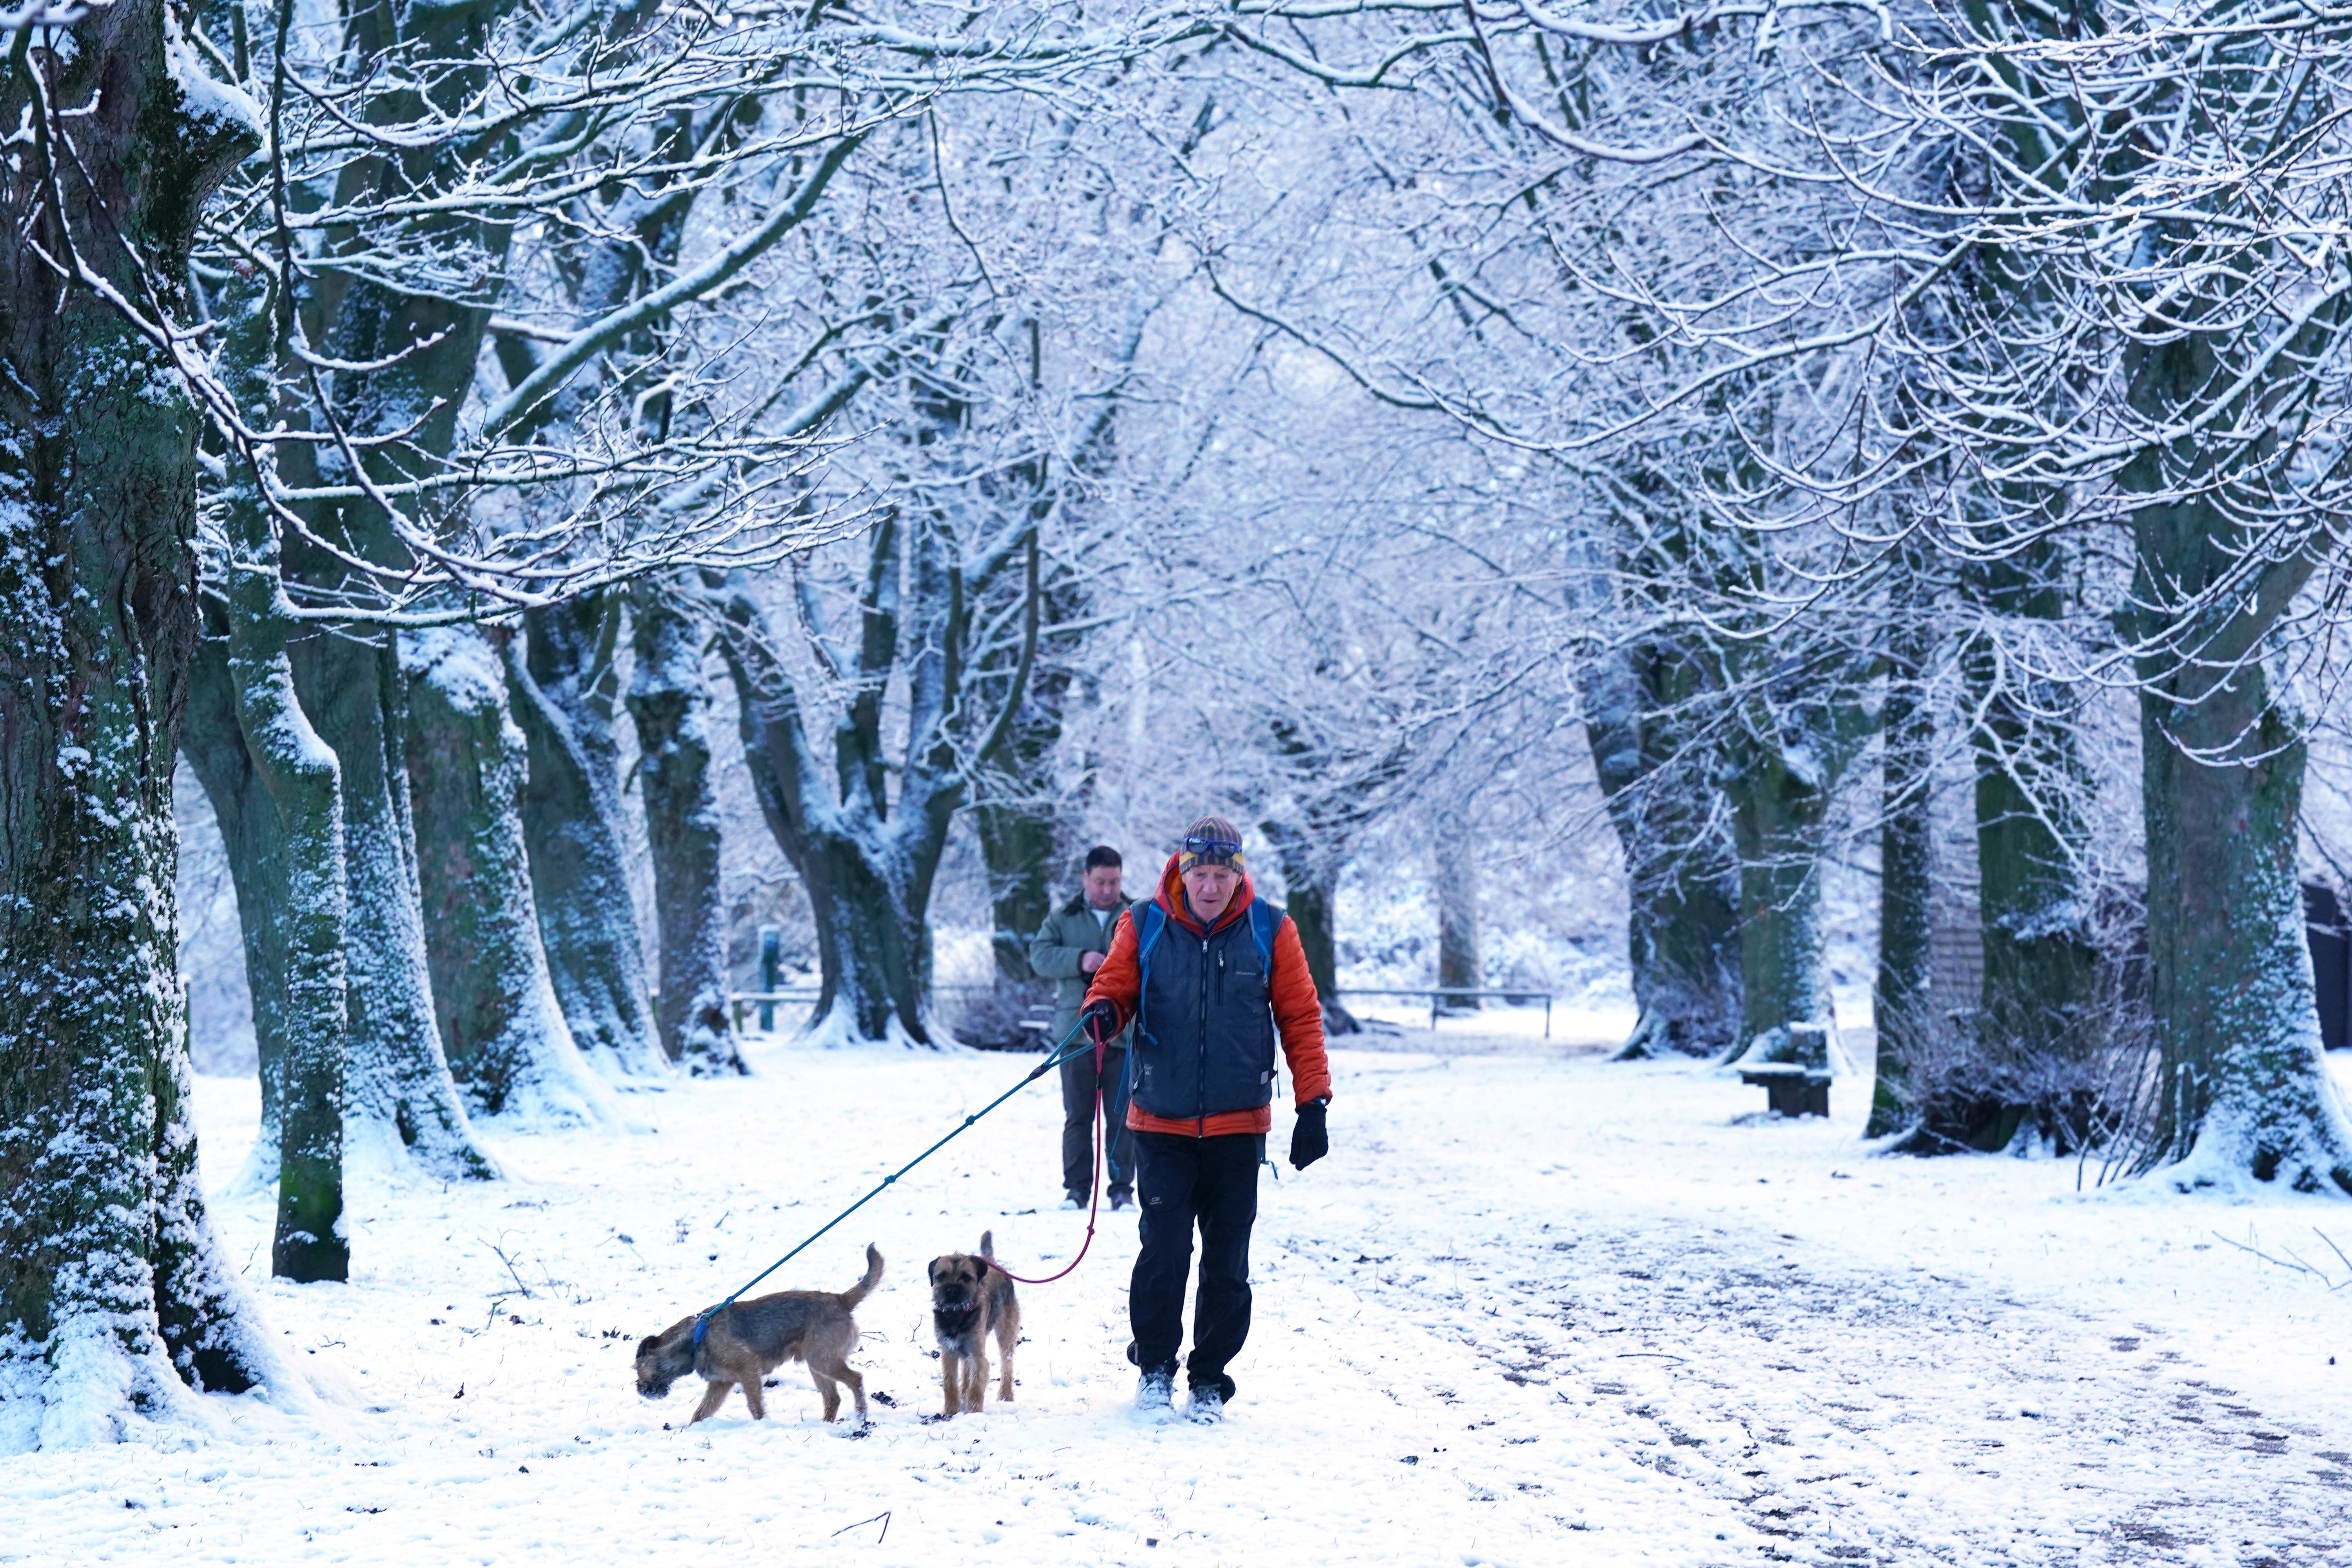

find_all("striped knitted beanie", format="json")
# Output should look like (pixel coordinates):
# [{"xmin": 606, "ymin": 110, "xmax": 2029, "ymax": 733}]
[{"xmin": 1177, "ymin": 815, "xmax": 1246, "ymax": 873}]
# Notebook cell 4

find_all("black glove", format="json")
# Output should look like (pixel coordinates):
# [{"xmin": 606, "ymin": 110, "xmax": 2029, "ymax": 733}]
[
  {"xmin": 1080, "ymin": 998, "xmax": 1121, "ymax": 1047},
  {"xmin": 1289, "ymin": 1098, "xmax": 1328, "ymax": 1170}
]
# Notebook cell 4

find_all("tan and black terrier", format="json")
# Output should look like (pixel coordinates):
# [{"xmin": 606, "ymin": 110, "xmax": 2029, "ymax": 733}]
[
  {"xmin": 635, "ymin": 1244, "xmax": 883, "ymax": 1425},
  {"xmin": 927, "ymin": 1231, "xmax": 1020, "ymax": 1417}
]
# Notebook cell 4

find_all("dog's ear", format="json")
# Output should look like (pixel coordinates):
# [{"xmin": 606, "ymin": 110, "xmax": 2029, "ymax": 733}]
[
  {"xmin": 927, "ymin": 1258, "xmax": 944, "ymax": 1284},
  {"xmin": 637, "ymin": 1334, "xmax": 661, "ymax": 1356}
]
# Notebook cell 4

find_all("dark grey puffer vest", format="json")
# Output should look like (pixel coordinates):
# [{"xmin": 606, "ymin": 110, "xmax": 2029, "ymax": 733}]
[{"xmin": 1131, "ymin": 898, "xmax": 1284, "ymax": 1123}]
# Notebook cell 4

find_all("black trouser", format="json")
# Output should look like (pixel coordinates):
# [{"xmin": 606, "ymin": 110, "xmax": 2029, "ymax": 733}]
[
  {"xmin": 1059, "ymin": 1045, "xmax": 1133, "ymax": 1197},
  {"xmin": 1131, "ymin": 1130, "xmax": 1261, "ymax": 1387}
]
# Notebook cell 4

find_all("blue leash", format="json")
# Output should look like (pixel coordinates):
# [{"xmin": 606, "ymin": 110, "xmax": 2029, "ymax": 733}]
[{"xmin": 690, "ymin": 1021, "xmax": 1096, "ymax": 1347}]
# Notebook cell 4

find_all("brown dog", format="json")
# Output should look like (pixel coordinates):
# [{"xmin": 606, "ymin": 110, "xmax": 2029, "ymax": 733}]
[
  {"xmin": 635, "ymin": 1245, "xmax": 883, "ymax": 1425},
  {"xmin": 928, "ymin": 1231, "xmax": 1020, "ymax": 1417}
]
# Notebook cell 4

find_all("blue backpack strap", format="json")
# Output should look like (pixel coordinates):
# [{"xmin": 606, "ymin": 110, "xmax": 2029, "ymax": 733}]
[
  {"xmin": 1132, "ymin": 902, "xmax": 1168, "ymax": 1037},
  {"xmin": 1248, "ymin": 900, "xmax": 1280, "ymax": 971},
  {"xmin": 1135, "ymin": 902, "xmax": 1169, "ymax": 969}
]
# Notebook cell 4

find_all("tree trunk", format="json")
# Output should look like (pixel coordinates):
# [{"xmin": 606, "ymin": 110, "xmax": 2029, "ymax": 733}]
[
  {"xmin": 1962, "ymin": 546, "xmax": 2101, "ymax": 1149},
  {"xmin": 0, "ymin": 0, "xmax": 281, "ymax": 1443},
  {"xmin": 1433, "ymin": 806, "xmax": 1481, "ymax": 1010},
  {"xmin": 1869, "ymin": 622, "xmax": 1936, "ymax": 1139},
  {"xmin": 1261, "ymin": 833, "xmax": 1358, "ymax": 1034},
  {"xmin": 1727, "ymin": 739, "xmax": 1834, "ymax": 1067},
  {"xmin": 509, "ymin": 592, "xmax": 668, "ymax": 1080},
  {"xmin": 404, "ymin": 626, "xmax": 620, "ymax": 1126},
  {"xmin": 2130, "ymin": 546, "xmax": 2352, "ymax": 1189},
  {"xmin": 718, "ymin": 605, "xmax": 946, "ymax": 1048},
  {"xmin": 181, "ymin": 641, "xmax": 292, "ymax": 1192},
  {"xmin": 2118, "ymin": 316, "xmax": 2352, "ymax": 1192},
  {"xmin": 799, "ymin": 839, "xmax": 937, "ymax": 1044},
  {"xmin": 977, "ymin": 803, "xmax": 1058, "ymax": 985},
  {"xmin": 189, "ymin": 604, "xmax": 352, "ymax": 1279},
  {"xmin": 1581, "ymin": 642, "xmax": 1743, "ymax": 1059},
  {"xmin": 2137, "ymin": 674, "xmax": 2352, "ymax": 1191},
  {"xmin": 228, "ymin": 621, "xmax": 350, "ymax": 1282},
  {"xmin": 712, "ymin": 512, "xmax": 1019, "ymax": 1050},
  {"xmin": 625, "ymin": 583, "xmax": 746, "ymax": 1074},
  {"xmin": 289, "ymin": 628, "xmax": 494, "ymax": 1178}
]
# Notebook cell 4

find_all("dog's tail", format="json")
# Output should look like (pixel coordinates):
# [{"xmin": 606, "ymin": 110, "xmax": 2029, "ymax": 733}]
[
  {"xmin": 979, "ymin": 1230, "xmax": 995, "ymax": 1261},
  {"xmin": 842, "ymin": 1243, "xmax": 884, "ymax": 1308}
]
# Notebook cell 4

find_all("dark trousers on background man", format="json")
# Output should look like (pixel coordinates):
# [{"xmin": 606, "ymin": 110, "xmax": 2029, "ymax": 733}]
[
  {"xmin": 1130, "ymin": 1131, "xmax": 1261, "ymax": 1392},
  {"xmin": 1060, "ymin": 1046, "xmax": 1134, "ymax": 1200}
]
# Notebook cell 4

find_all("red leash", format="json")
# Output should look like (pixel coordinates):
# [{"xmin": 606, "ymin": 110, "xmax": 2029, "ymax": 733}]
[{"xmin": 991, "ymin": 1044, "xmax": 1108, "ymax": 1286}]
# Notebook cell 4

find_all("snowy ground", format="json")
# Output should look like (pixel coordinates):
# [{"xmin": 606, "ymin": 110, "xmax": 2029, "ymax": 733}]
[{"xmin": 6, "ymin": 1032, "xmax": 2350, "ymax": 1567}]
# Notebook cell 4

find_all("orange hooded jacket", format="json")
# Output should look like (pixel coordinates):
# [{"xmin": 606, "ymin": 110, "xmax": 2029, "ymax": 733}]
[{"xmin": 1080, "ymin": 855, "xmax": 1332, "ymax": 1138}]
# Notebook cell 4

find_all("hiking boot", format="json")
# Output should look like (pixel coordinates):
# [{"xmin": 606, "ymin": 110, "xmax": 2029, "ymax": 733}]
[
  {"xmin": 1060, "ymin": 1193, "xmax": 1086, "ymax": 1211},
  {"xmin": 1136, "ymin": 1363, "xmax": 1177, "ymax": 1413},
  {"xmin": 1187, "ymin": 1373, "xmax": 1234, "ymax": 1423},
  {"xmin": 1108, "ymin": 1188, "xmax": 1133, "ymax": 1212}
]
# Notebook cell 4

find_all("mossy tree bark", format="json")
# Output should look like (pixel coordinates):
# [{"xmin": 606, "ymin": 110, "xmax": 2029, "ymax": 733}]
[
  {"xmin": 971, "ymin": 566, "xmax": 1092, "ymax": 1038},
  {"xmin": 1907, "ymin": 542, "xmax": 2102, "ymax": 1151},
  {"xmin": 284, "ymin": 626, "xmax": 492, "ymax": 1177},
  {"xmin": 1718, "ymin": 652, "xmax": 1867, "ymax": 1069},
  {"xmin": 2117, "ymin": 292, "xmax": 2352, "ymax": 1194},
  {"xmin": 1869, "ymin": 594, "xmax": 1936, "ymax": 1139},
  {"xmin": 1724, "ymin": 735, "xmax": 1837, "ymax": 1064},
  {"xmin": 0, "ymin": 0, "xmax": 283, "ymax": 1441},
  {"xmin": 1262, "ymin": 836, "xmax": 1345, "ymax": 1009},
  {"xmin": 184, "ymin": 616, "xmax": 351, "ymax": 1279},
  {"xmin": 405, "ymin": 627, "xmax": 618, "ymax": 1126},
  {"xmin": 509, "ymin": 591, "xmax": 668, "ymax": 1081},
  {"xmin": 977, "ymin": 802, "xmax": 1058, "ymax": 981},
  {"xmin": 227, "ymin": 599, "xmax": 350, "ymax": 1279},
  {"xmin": 626, "ymin": 582, "xmax": 745, "ymax": 1074},
  {"xmin": 186, "ymin": 276, "xmax": 351, "ymax": 1277}
]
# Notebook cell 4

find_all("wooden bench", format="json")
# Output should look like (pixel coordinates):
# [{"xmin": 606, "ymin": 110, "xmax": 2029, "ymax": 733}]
[{"xmin": 1739, "ymin": 1064, "xmax": 1831, "ymax": 1118}]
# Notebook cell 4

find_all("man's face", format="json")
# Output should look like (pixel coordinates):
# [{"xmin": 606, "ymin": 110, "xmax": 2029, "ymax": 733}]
[
  {"xmin": 1083, "ymin": 864, "xmax": 1123, "ymax": 910},
  {"xmin": 1181, "ymin": 863, "xmax": 1241, "ymax": 921}
]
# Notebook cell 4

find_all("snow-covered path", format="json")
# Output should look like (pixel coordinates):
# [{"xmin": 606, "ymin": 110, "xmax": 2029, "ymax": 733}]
[{"xmin": 6, "ymin": 1036, "xmax": 2347, "ymax": 1566}]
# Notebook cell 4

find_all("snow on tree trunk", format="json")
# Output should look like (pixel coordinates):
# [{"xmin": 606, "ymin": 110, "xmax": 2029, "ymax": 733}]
[
  {"xmin": 624, "ymin": 582, "xmax": 746, "ymax": 1075},
  {"xmin": 199, "ymin": 274, "xmax": 350, "ymax": 1274},
  {"xmin": 187, "ymin": 612, "xmax": 352, "ymax": 1278},
  {"xmin": 1581, "ymin": 646, "xmax": 1742, "ymax": 1059},
  {"xmin": 2136, "ymin": 671, "xmax": 2352, "ymax": 1193},
  {"xmin": 290, "ymin": 630, "xmax": 495, "ymax": 1178},
  {"xmin": 508, "ymin": 593, "xmax": 668, "ymax": 1081},
  {"xmin": 405, "ymin": 626, "xmax": 622, "ymax": 1128},
  {"xmin": 0, "ymin": 0, "xmax": 292, "ymax": 1446},
  {"xmin": 227, "ymin": 617, "xmax": 350, "ymax": 1281},
  {"xmin": 1432, "ymin": 805, "xmax": 1481, "ymax": 1011}
]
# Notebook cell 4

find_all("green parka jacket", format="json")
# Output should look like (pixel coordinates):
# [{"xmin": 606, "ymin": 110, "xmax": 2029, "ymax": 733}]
[{"xmin": 1029, "ymin": 893, "xmax": 1133, "ymax": 1047}]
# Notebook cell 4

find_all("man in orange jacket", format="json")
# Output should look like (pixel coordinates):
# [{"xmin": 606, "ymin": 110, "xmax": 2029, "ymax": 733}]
[{"xmin": 1078, "ymin": 815, "xmax": 1332, "ymax": 1421}]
